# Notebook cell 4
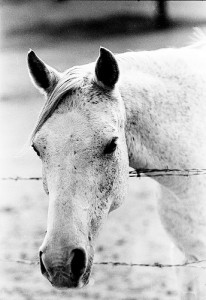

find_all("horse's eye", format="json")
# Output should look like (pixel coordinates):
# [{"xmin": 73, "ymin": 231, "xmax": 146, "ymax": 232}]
[
  {"xmin": 104, "ymin": 137, "xmax": 118, "ymax": 155},
  {"xmin": 32, "ymin": 144, "xmax": 40, "ymax": 157}
]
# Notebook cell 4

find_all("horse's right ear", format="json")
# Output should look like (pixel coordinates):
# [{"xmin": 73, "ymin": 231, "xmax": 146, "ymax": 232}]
[
  {"xmin": 95, "ymin": 47, "xmax": 119, "ymax": 89},
  {"xmin": 27, "ymin": 50, "xmax": 60, "ymax": 94}
]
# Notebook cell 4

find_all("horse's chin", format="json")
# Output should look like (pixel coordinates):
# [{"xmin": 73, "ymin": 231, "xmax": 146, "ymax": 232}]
[{"xmin": 48, "ymin": 271, "xmax": 91, "ymax": 289}]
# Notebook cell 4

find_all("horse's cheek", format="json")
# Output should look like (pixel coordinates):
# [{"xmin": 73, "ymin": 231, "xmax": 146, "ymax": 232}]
[
  {"xmin": 110, "ymin": 147, "xmax": 129, "ymax": 210},
  {"xmin": 42, "ymin": 167, "xmax": 49, "ymax": 195},
  {"xmin": 89, "ymin": 206, "xmax": 107, "ymax": 239},
  {"xmin": 87, "ymin": 179, "xmax": 113, "ymax": 238}
]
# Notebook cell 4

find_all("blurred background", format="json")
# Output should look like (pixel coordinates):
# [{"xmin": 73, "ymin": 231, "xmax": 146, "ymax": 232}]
[{"xmin": 1, "ymin": 1, "xmax": 206, "ymax": 299}]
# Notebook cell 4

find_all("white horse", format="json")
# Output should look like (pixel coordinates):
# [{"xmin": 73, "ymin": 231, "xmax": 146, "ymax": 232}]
[{"xmin": 28, "ymin": 40, "xmax": 206, "ymax": 298}]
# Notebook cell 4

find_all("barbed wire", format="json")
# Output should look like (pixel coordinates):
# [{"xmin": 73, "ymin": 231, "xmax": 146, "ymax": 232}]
[
  {"xmin": 2, "ymin": 169, "xmax": 206, "ymax": 269},
  {"xmin": 1, "ymin": 258, "xmax": 206, "ymax": 269},
  {"xmin": 129, "ymin": 168, "xmax": 206, "ymax": 177},
  {"xmin": 1, "ymin": 168, "xmax": 206, "ymax": 181},
  {"xmin": 1, "ymin": 176, "xmax": 42, "ymax": 181}
]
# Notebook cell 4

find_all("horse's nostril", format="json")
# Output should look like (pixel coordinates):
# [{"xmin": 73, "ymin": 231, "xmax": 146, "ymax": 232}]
[
  {"xmin": 39, "ymin": 251, "xmax": 47, "ymax": 276},
  {"xmin": 70, "ymin": 248, "xmax": 86, "ymax": 279}
]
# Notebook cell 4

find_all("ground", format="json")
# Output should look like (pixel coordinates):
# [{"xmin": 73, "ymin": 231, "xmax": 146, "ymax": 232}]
[{"xmin": 1, "ymin": 1, "xmax": 206, "ymax": 299}]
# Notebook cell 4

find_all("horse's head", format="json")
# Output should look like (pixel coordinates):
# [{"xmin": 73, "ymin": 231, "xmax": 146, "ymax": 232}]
[{"xmin": 28, "ymin": 48, "xmax": 129, "ymax": 288}]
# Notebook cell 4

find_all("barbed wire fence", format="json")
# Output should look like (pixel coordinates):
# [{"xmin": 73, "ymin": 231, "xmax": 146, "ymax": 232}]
[
  {"xmin": 1, "ymin": 258, "xmax": 206, "ymax": 269},
  {"xmin": 2, "ymin": 168, "xmax": 206, "ymax": 270},
  {"xmin": 2, "ymin": 168, "xmax": 206, "ymax": 181}
]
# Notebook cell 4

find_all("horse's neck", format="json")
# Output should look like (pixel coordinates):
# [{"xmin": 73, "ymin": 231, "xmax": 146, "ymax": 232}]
[
  {"xmin": 118, "ymin": 54, "xmax": 165, "ymax": 170},
  {"xmin": 117, "ymin": 48, "xmax": 206, "ymax": 173}
]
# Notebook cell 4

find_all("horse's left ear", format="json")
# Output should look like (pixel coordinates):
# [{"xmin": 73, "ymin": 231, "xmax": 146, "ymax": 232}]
[
  {"xmin": 27, "ymin": 50, "xmax": 60, "ymax": 95},
  {"xmin": 95, "ymin": 47, "xmax": 119, "ymax": 89}
]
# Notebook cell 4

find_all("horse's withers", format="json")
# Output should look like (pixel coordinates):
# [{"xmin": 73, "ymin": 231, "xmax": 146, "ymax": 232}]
[{"xmin": 28, "ymin": 48, "xmax": 129, "ymax": 288}]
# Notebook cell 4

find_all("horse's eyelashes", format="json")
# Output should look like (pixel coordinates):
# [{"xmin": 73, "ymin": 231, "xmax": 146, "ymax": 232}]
[{"xmin": 104, "ymin": 137, "xmax": 118, "ymax": 155}]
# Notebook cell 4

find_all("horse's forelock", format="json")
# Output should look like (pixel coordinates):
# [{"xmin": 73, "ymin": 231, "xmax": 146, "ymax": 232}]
[{"xmin": 30, "ymin": 65, "xmax": 93, "ymax": 143}]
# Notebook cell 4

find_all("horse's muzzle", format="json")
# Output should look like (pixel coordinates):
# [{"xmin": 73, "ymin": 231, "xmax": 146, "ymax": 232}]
[{"xmin": 39, "ymin": 247, "xmax": 89, "ymax": 288}]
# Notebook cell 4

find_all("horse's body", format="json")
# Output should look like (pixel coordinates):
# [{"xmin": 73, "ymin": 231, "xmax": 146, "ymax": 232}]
[
  {"xmin": 118, "ymin": 46, "xmax": 206, "ymax": 260},
  {"xmin": 28, "ymin": 41, "xmax": 206, "ymax": 297}
]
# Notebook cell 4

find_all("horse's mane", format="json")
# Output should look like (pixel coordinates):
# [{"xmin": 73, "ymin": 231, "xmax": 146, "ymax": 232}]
[{"xmin": 30, "ymin": 64, "xmax": 93, "ymax": 143}]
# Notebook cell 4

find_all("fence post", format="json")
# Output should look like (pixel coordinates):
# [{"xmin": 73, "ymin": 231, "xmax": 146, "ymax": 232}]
[{"xmin": 156, "ymin": 0, "xmax": 169, "ymax": 28}]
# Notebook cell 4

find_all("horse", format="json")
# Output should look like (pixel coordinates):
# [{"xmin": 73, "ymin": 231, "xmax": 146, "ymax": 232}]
[{"xmin": 28, "ymin": 41, "xmax": 206, "ymax": 298}]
